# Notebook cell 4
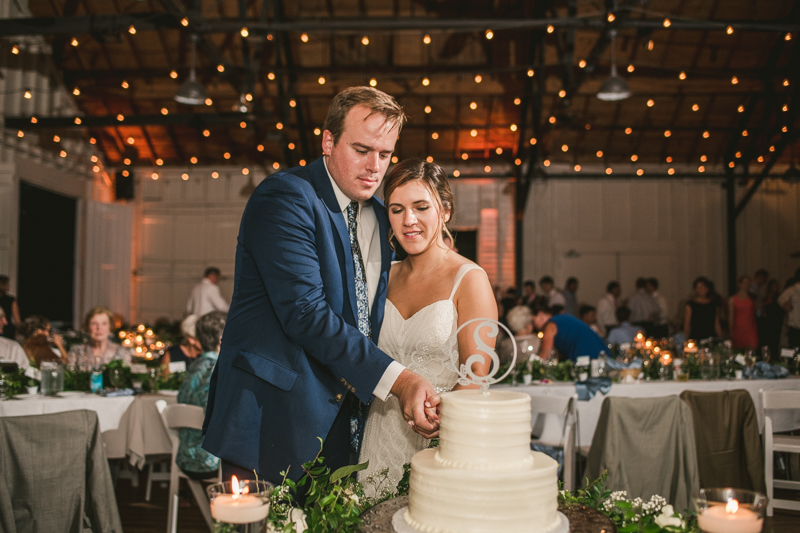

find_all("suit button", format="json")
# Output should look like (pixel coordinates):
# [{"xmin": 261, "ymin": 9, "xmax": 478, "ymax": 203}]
[{"xmin": 335, "ymin": 394, "xmax": 343, "ymax": 402}]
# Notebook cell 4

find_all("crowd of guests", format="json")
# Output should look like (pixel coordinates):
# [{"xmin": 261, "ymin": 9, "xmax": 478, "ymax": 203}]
[{"xmin": 497, "ymin": 267, "xmax": 800, "ymax": 363}]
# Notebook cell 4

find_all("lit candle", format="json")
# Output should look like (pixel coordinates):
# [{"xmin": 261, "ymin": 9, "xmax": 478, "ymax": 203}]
[
  {"xmin": 210, "ymin": 476, "xmax": 269, "ymax": 524},
  {"xmin": 685, "ymin": 341, "xmax": 698, "ymax": 354},
  {"xmin": 697, "ymin": 500, "xmax": 762, "ymax": 533}
]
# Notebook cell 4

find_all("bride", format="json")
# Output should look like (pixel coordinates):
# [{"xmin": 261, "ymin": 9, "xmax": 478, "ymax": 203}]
[{"xmin": 358, "ymin": 158, "xmax": 498, "ymax": 496}]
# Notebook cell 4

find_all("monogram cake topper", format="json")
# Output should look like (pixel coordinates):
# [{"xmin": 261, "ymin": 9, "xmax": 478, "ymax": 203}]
[{"xmin": 445, "ymin": 318, "xmax": 517, "ymax": 392}]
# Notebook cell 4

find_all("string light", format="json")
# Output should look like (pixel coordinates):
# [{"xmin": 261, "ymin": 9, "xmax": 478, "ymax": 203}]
[
  {"xmin": 605, "ymin": 167, "xmax": 612, "ymax": 175},
  {"xmin": 668, "ymin": 168, "xmax": 675, "ymax": 175},
  {"xmin": 786, "ymin": 33, "xmax": 792, "ymax": 41},
  {"xmin": 241, "ymin": 28, "xmax": 249, "ymax": 37},
  {"xmin": 257, "ymin": 144, "xmax": 264, "ymax": 151},
  {"xmin": 493, "ymin": 147, "xmax": 502, "ymax": 155},
  {"xmin": 485, "ymin": 29, "xmax": 493, "ymax": 40},
  {"xmin": 121, "ymin": 80, "xmax": 129, "ymax": 89},
  {"xmin": 726, "ymin": 26, "xmax": 734, "ymax": 35},
  {"xmin": 391, "ymin": 156, "xmax": 398, "ymax": 163},
  {"xmin": 627, "ymin": 64, "xmax": 635, "ymax": 73},
  {"xmin": 574, "ymin": 165, "xmax": 581, "ymax": 171},
  {"xmin": 212, "ymin": 171, "xmax": 219, "ymax": 178},
  {"xmin": 470, "ymin": 101, "xmax": 478, "ymax": 110},
  {"xmin": 423, "ymin": 34, "xmax": 431, "ymax": 44},
  {"xmin": 268, "ymin": 72, "xmax": 275, "ymax": 80},
  {"xmin": 73, "ymin": 87, "xmax": 80, "ymax": 95},
  {"xmin": 431, "ymin": 132, "xmax": 439, "ymax": 139},
  {"xmin": 91, "ymin": 156, "xmax": 98, "ymax": 163},
  {"xmin": 170, "ymin": 70, "xmax": 178, "ymax": 79},
  {"xmin": 731, "ymin": 76, "xmax": 739, "ymax": 84},
  {"xmin": 224, "ymin": 152, "xmax": 231, "ymax": 159},
  {"xmin": 12, "ymin": 44, "xmax": 19, "ymax": 54},
  {"xmin": 23, "ymin": 88, "xmax": 31, "ymax": 99},
  {"xmin": 484, "ymin": 165, "xmax": 491, "ymax": 173},
  {"xmin": 783, "ymin": 104, "xmax": 789, "ymax": 112},
  {"xmin": 151, "ymin": 172, "xmax": 159, "ymax": 180},
  {"xmin": 89, "ymin": 136, "xmax": 95, "ymax": 143},
  {"xmin": 181, "ymin": 173, "xmax": 189, "ymax": 180},
  {"xmin": 527, "ymin": 69, "xmax": 535, "ymax": 77},
  {"xmin": 123, "ymin": 158, "xmax": 131, "ymax": 165},
  {"xmin": 127, "ymin": 137, "xmax": 135, "ymax": 145},
  {"xmin": 203, "ymin": 129, "xmax": 210, "ymax": 137},
  {"xmin": 647, "ymin": 39, "xmax": 654, "ymax": 51},
  {"xmin": 369, "ymin": 78, "xmax": 377, "ymax": 87},
  {"xmin": 666, "ymin": 156, "xmax": 673, "ymax": 163},
  {"xmin": 156, "ymin": 159, "xmax": 163, "ymax": 166},
  {"xmin": 579, "ymin": 60, "xmax": 586, "ymax": 68},
  {"xmin": 607, "ymin": 13, "xmax": 615, "ymax": 22},
  {"xmin": 769, "ymin": 145, "xmax": 775, "ymax": 151},
  {"xmin": 700, "ymin": 155, "xmax": 707, "ymax": 162},
  {"xmin": 735, "ymin": 151, "xmax": 742, "ymax": 158},
  {"xmin": 783, "ymin": 126, "xmax": 789, "ymax": 132},
  {"xmin": 71, "ymin": 38, "xmax": 79, "ymax": 47},
  {"xmin": 161, "ymin": 107, "xmax": 168, "ymax": 115},
  {"xmin": 426, "ymin": 156, "xmax": 433, "ymax": 163},
  {"xmin": 217, "ymin": 64, "xmax": 225, "ymax": 72},
  {"xmin": 299, "ymin": 160, "xmax": 307, "ymax": 166},
  {"xmin": 276, "ymin": 122, "xmax": 284, "ymax": 130},
  {"xmin": 625, "ymin": 127, "xmax": 633, "ymax": 134},
  {"xmin": 190, "ymin": 156, "xmax": 198, "ymax": 164},
  {"xmin": 543, "ymin": 160, "xmax": 551, "ymax": 167},
  {"xmin": 53, "ymin": 135, "xmax": 61, "ymax": 142},
  {"xmin": 117, "ymin": 114, "xmax": 125, "ymax": 121},
  {"xmin": 703, "ymin": 131, "xmax": 710, "ymax": 138},
  {"xmin": 647, "ymin": 99, "xmax": 654, "ymax": 107},
  {"xmin": 181, "ymin": 17, "xmax": 189, "ymax": 27},
  {"xmin": 738, "ymin": 105, "xmax": 745, "ymax": 112},
  {"xmin": 128, "ymin": 25, "xmax": 136, "ymax": 34},
  {"xmin": 514, "ymin": 98, "xmax": 521, "ymax": 105},
  {"xmin": 596, "ymin": 151, "xmax": 603, "ymax": 157},
  {"xmin": 272, "ymin": 162, "xmax": 280, "ymax": 169},
  {"xmin": 301, "ymin": 33, "xmax": 309, "ymax": 42},
  {"xmin": 631, "ymin": 154, "xmax": 638, "ymax": 162},
  {"xmin": 17, "ymin": 130, "xmax": 23, "ymax": 138},
  {"xmin": 453, "ymin": 170, "xmax": 460, "ymax": 177},
  {"xmin": 664, "ymin": 130, "xmax": 671, "ymax": 137},
  {"xmin": 637, "ymin": 169, "xmax": 644, "ymax": 176},
  {"xmin": 424, "ymin": 105, "xmax": 432, "ymax": 113},
  {"xmin": 742, "ymin": 130, "xmax": 748, "ymax": 136},
  {"xmin": 422, "ymin": 77, "xmax": 430, "ymax": 86},
  {"xmin": 783, "ymin": 79, "xmax": 790, "ymax": 87},
  {"xmin": 242, "ymin": 168, "xmax": 250, "ymax": 175},
  {"xmin": 462, "ymin": 153, "xmax": 469, "ymax": 160},
  {"xmin": 728, "ymin": 161, "xmax": 735, "ymax": 168},
  {"xmin": 529, "ymin": 138, "xmax": 537, "ymax": 145},
  {"xmin": 510, "ymin": 124, "xmax": 517, "ymax": 131},
  {"xmin": 549, "ymin": 116, "xmax": 556, "ymax": 124},
  {"xmin": 561, "ymin": 144, "xmax": 569, "ymax": 152},
  {"xmin": 692, "ymin": 103, "xmax": 699, "ymax": 111},
  {"xmin": 314, "ymin": 128, "xmax": 321, "ymax": 135},
  {"xmin": 361, "ymin": 36, "xmax": 369, "ymax": 45},
  {"xmin": 679, "ymin": 71, "xmax": 687, "ymax": 80},
  {"xmin": 758, "ymin": 156, "xmax": 764, "ymax": 162},
  {"xmin": 515, "ymin": 158, "xmax": 522, "ymax": 165},
  {"xmin": 474, "ymin": 75, "xmax": 482, "ymax": 83},
  {"xmin": 547, "ymin": 25, "xmax": 554, "ymax": 33},
  {"xmin": 663, "ymin": 18, "xmax": 671, "ymax": 28},
  {"xmin": 93, "ymin": 165, "xmax": 100, "ymax": 173},
  {"xmin": 558, "ymin": 90, "xmax": 566, "ymax": 98},
  {"xmin": 470, "ymin": 129, "xmax": 478, "ymax": 137},
  {"xmin": 318, "ymin": 77, "xmax": 326, "ymax": 84},
  {"xmin": 30, "ymin": 117, "xmax": 37, "ymax": 123},
  {"xmin": 698, "ymin": 166, "xmax": 705, "ymax": 172}
]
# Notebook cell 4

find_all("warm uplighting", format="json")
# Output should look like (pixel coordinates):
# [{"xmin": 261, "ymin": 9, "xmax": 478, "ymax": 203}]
[
  {"xmin": 596, "ymin": 150, "xmax": 603, "ymax": 158},
  {"xmin": 474, "ymin": 75, "xmax": 482, "ymax": 83},
  {"xmin": 421, "ymin": 77, "xmax": 430, "ymax": 86},
  {"xmin": 423, "ymin": 34, "xmax": 431, "ymax": 44},
  {"xmin": 424, "ymin": 105, "xmax": 432, "ymax": 114},
  {"xmin": 301, "ymin": 33, "xmax": 309, "ymax": 42},
  {"xmin": 679, "ymin": 71, "xmax": 686, "ymax": 80},
  {"xmin": 579, "ymin": 60, "xmax": 586, "ymax": 68},
  {"xmin": 692, "ymin": 103, "xmax": 699, "ymax": 111},
  {"xmin": 485, "ymin": 29, "xmax": 493, "ymax": 40}
]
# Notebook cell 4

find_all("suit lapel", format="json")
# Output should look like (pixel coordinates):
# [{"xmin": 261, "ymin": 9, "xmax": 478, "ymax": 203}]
[
  {"xmin": 371, "ymin": 197, "xmax": 391, "ymax": 338},
  {"xmin": 308, "ymin": 157, "xmax": 359, "ymax": 325}
]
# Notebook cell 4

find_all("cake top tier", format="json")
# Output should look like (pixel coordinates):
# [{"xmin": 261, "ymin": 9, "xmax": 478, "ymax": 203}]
[{"xmin": 436, "ymin": 389, "xmax": 534, "ymax": 469}]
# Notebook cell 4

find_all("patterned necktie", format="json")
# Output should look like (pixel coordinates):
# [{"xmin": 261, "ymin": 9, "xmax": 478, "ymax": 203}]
[
  {"xmin": 346, "ymin": 201, "xmax": 372, "ymax": 340},
  {"xmin": 345, "ymin": 201, "xmax": 370, "ymax": 457}
]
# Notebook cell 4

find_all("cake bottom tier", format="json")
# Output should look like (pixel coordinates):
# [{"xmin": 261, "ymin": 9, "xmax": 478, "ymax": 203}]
[{"xmin": 404, "ymin": 449, "xmax": 560, "ymax": 533}]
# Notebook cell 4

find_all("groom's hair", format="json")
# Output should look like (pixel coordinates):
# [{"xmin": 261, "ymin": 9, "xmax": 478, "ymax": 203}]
[{"xmin": 323, "ymin": 87, "xmax": 406, "ymax": 145}]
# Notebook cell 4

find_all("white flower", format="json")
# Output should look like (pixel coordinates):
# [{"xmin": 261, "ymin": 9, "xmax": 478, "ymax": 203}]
[
  {"xmin": 290, "ymin": 508, "xmax": 308, "ymax": 533},
  {"xmin": 654, "ymin": 505, "xmax": 685, "ymax": 528}
]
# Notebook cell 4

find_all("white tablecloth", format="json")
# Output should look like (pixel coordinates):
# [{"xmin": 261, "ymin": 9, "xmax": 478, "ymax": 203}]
[
  {"xmin": 496, "ymin": 378, "xmax": 800, "ymax": 448},
  {"xmin": 0, "ymin": 392, "xmax": 177, "ymax": 468}
]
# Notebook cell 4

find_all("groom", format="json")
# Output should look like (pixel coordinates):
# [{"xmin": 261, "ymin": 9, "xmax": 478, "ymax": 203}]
[{"xmin": 202, "ymin": 87, "xmax": 439, "ymax": 484}]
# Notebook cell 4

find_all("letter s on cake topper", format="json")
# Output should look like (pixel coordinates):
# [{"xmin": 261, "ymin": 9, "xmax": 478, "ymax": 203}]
[{"xmin": 445, "ymin": 318, "xmax": 517, "ymax": 392}]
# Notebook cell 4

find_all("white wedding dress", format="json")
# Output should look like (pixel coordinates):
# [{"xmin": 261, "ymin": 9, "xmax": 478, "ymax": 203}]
[{"xmin": 358, "ymin": 263, "xmax": 483, "ymax": 497}]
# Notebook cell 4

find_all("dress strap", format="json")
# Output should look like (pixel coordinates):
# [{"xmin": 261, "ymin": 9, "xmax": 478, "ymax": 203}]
[{"xmin": 448, "ymin": 264, "xmax": 484, "ymax": 301}]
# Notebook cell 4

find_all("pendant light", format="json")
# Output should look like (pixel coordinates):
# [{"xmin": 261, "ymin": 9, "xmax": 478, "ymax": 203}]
[
  {"xmin": 175, "ymin": 34, "xmax": 206, "ymax": 105},
  {"xmin": 597, "ymin": 30, "xmax": 631, "ymax": 102}
]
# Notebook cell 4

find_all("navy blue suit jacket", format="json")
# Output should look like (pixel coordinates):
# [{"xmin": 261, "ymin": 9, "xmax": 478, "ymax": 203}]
[{"xmin": 202, "ymin": 157, "xmax": 394, "ymax": 481}]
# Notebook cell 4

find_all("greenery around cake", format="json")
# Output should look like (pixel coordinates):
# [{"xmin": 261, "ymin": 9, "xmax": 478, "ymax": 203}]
[{"xmin": 253, "ymin": 441, "xmax": 702, "ymax": 533}]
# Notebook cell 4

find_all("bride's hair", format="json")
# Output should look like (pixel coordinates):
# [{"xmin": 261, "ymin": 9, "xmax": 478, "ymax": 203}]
[{"xmin": 383, "ymin": 158, "xmax": 455, "ymax": 251}]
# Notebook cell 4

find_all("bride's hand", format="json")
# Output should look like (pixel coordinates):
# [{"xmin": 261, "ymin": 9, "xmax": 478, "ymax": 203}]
[
  {"xmin": 424, "ymin": 394, "xmax": 441, "ymax": 425},
  {"xmin": 391, "ymin": 370, "xmax": 440, "ymax": 437}
]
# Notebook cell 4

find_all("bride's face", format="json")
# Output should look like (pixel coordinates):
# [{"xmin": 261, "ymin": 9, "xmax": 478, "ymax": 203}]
[{"xmin": 387, "ymin": 180, "xmax": 450, "ymax": 256}]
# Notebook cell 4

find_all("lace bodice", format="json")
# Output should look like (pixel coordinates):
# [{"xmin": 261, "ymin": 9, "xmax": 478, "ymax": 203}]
[{"xmin": 358, "ymin": 264, "xmax": 483, "ymax": 496}]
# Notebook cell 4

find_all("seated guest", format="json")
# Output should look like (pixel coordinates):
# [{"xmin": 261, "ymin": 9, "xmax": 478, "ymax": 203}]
[
  {"xmin": 176, "ymin": 310, "xmax": 226, "ymax": 480},
  {"xmin": 0, "ymin": 307, "xmax": 28, "ymax": 369},
  {"xmin": 21, "ymin": 315, "xmax": 67, "ymax": 366},
  {"xmin": 160, "ymin": 315, "xmax": 202, "ymax": 371},
  {"xmin": 606, "ymin": 307, "xmax": 644, "ymax": 346},
  {"xmin": 498, "ymin": 305, "xmax": 540, "ymax": 363},
  {"xmin": 66, "ymin": 307, "xmax": 132, "ymax": 371},
  {"xmin": 531, "ymin": 297, "xmax": 608, "ymax": 362},
  {"xmin": 579, "ymin": 305, "xmax": 603, "ymax": 337}
]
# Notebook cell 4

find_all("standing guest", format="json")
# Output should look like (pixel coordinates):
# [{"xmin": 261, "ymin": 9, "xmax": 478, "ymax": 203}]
[
  {"xmin": 646, "ymin": 277, "xmax": 670, "ymax": 337},
  {"xmin": 778, "ymin": 268, "xmax": 800, "ymax": 349},
  {"xmin": 186, "ymin": 267, "xmax": 230, "ymax": 317},
  {"xmin": 531, "ymin": 297, "xmax": 608, "ymax": 362},
  {"xmin": 66, "ymin": 307, "xmax": 132, "ymax": 371},
  {"xmin": 0, "ymin": 307, "xmax": 28, "ymax": 369},
  {"xmin": 0, "ymin": 275, "xmax": 21, "ymax": 340},
  {"xmin": 176, "ymin": 311, "xmax": 226, "ymax": 480},
  {"xmin": 522, "ymin": 280, "xmax": 537, "ymax": 306},
  {"xmin": 761, "ymin": 279, "xmax": 785, "ymax": 357},
  {"xmin": 202, "ymin": 87, "xmax": 438, "ymax": 488},
  {"xmin": 160, "ymin": 314, "xmax": 202, "ymax": 371},
  {"xmin": 684, "ymin": 277, "xmax": 723, "ymax": 340},
  {"xmin": 579, "ymin": 305, "xmax": 603, "ymax": 337},
  {"xmin": 20, "ymin": 315, "xmax": 67, "ymax": 366},
  {"xmin": 563, "ymin": 277, "xmax": 579, "ymax": 317},
  {"xmin": 597, "ymin": 281, "xmax": 621, "ymax": 335},
  {"xmin": 729, "ymin": 276, "xmax": 759, "ymax": 350},
  {"xmin": 749, "ymin": 268, "xmax": 769, "ymax": 305},
  {"xmin": 627, "ymin": 277, "xmax": 660, "ymax": 336},
  {"xmin": 607, "ymin": 307, "xmax": 644, "ymax": 346},
  {"xmin": 498, "ymin": 305, "xmax": 540, "ymax": 363},
  {"xmin": 539, "ymin": 276, "xmax": 566, "ymax": 307}
]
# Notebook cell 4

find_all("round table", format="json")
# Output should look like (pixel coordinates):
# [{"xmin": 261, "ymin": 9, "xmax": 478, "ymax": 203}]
[{"xmin": 359, "ymin": 496, "xmax": 616, "ymax": 533}]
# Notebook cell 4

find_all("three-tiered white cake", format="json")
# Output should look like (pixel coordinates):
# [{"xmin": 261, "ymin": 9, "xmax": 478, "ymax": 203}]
[{"xmin": 402, "ymin": 389, "xmax": 561, "ymax": 533}]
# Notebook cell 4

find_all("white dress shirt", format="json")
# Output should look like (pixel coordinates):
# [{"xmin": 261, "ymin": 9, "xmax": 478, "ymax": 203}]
[
  {"xmin": 325, "ymin": 161, "xmax": 404, "ymax": 401},
  {"xmin": 186, "ymin": 278, "xmax": 230, "ymax": 316},
  {"xmin": 0, "ymin": 336, "xmax": 29, "ymax": 370},
  {"xmin": 778, "ymin": 282, "xmax": 800, "ymax": 329},
  {"xmin": 597, "ymin": 293, "xmax": 618, "ymax": 329}
]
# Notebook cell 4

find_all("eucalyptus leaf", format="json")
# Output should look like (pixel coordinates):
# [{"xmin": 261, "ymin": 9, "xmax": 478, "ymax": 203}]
[{"xmin": 330, "ymin": 461, "xmax": 369, "ymax": 483}]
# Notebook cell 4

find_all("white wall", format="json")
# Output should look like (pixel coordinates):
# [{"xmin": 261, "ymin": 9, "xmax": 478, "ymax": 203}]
[{"xmin": 523, "ymin": 178, "xmax": 800, "ymax": 323}]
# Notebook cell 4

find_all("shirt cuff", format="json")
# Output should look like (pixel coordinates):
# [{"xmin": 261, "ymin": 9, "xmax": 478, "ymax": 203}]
[{"xmin": 373, "ymin": 361, "xmax": 405, "ymax": 401}]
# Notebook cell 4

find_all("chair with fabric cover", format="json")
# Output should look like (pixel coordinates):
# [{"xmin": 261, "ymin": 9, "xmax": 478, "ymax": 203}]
[
  {"xmin": 679, "ymin": 389, "xmax": 765, "ymax": 494},
  {"xmin": 155, "ymin": 399, "xmax": 219, "ymax": 533},
  {"xmin": 529, "ymin": 393, "xmax": 578, "ymax": 491},
  {"xmin": 760, "ymin": 389, "xmax": 800, "ymax": 516},
  {"xmin": 0, "ymin": 409, "xmax": 123, "ymax": 533},
  {"xmin": 585, "ymin": 395, "xmax": 699, "ymax": 512}
]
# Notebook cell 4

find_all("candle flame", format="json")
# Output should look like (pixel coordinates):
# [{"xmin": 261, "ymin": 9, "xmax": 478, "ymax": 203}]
[
  {"xmin": 726, "ymin": 499, "xmax": 739, "ymax": 514},
  {"xmin": 231, "ymin": 475, "xmax": 240, "ymax": 498}
]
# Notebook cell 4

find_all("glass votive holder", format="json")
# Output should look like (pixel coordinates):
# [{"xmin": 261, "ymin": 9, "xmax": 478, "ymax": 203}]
[
  {"xmin": 207, "ymin": 478, "xmax": 274, "ymax": 532},
  {"xmin": 694, "ymin": 488, "xmax": 767, "ymax": 533}
]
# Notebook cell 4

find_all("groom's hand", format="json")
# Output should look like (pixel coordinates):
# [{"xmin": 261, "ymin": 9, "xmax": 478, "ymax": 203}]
[{"xmin": 391, "ymin": 369, "xmax": 440, "ymax": 438}]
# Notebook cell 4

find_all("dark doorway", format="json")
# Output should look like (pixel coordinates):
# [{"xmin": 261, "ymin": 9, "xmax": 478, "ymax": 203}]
[
  {"xmin": 17, "ymin": 182, "xmax": 77, "ymax": 325},
  {"xmin": 452, "ymin": 230, "xmax": 477, "ymax": 263}
]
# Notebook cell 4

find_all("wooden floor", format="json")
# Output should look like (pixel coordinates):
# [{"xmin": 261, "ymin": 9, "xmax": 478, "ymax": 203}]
[{"xmin": 116, "ymin": 471, "xmax": 800, "ymax": 533}]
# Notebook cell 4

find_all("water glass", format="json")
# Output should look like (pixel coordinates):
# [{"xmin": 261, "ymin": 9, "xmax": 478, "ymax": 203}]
[{"xmin": 40, "ymin": 361, "xmax": 64, "ymax": 396}]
